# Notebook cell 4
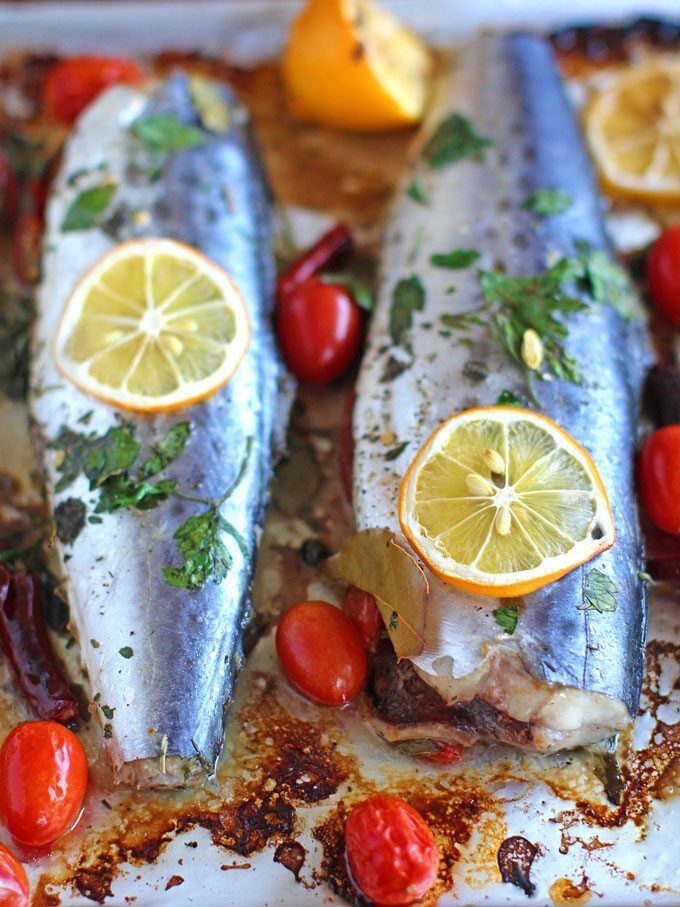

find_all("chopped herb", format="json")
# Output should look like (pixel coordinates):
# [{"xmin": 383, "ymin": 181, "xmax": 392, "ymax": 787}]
[
  {"xmin": 380, "ymin": 354, "xmax": 410, "ymax": 383},
  {"xmin": 479, "ymin": 258, "xmax": 588, "ymax": 385},
  {"xmin": 138, "ymin": 422, "xmax": 191, "ymax": 479},
  {"xmin": 54, "ymin": 498, "xmax": 87, "ymax": 545},
  {"xmin": 103, "ymin": 724, "xmax": 113, "ymax": 739},
  {"xmin": 320, "ymin": 274, "xmax": 375, "ymax": 312},
  {"xmin": 101, "ymin": 705, "xmax": 115, "ymax": 720},
  {"xmin": 131, "ymin": 114, "xmax": 204, "ymax": 156},
  {"xmin": 389, "ymin": 275, "xmax": 426, "ymax": 348},
  {"xmin": 580, "ymin": 568, "xmax": 617, "ymax": 613},
  {"xmin": 188, "ymin": 74, "xmax": 230, "ymax": 134},
  {"xmin": 405, "ymin": 176, "xmax": 429, "ymax": 205},
  {"xmin": 637, "ymin": 570, "xmax": 653, "ymax": 583},
  {"xmin": 163, "ymin": 439, "xmax": 252, "ymax": 590},
  {"xmin": 119, "ymin": 646, "xmax": 134, "ymax": 659},
  {"xmin": 385, "ymin": 441, "xmax": 409, "ymax": 461},
  {"xmin": 462, "ymin": 360, "xmax": 489, "ymax": 383},
  {"xmin": 496, "ymin": 389, "xmax": 523, "ymax": 407},
  {"xmin": 0, "ymin": 289, "xmax": 34, "ymax": 399},
  {"xmin": 61, "ymin": 183, "xmax": 117, "ymax": 232},
  {"xmin": 88, "ymin": 515, "xmax": 103, "ymax": 524},
  {"xmin": 388, "ymin": 611, "xmax": 399, "ymax": 631},
  {"xmin": 430, "ymin": 248, "xmax": 480, "ymax": 270},
  {"xmin": 575, "ymin": 239, "xmax": 641, "ymax": 321},
  {"xmin": 522, "ymin": 188, "xmax": 572, "ymax": 217},
  {"xmin": 493, "ymin": 605, "xmax": 519, "ymax": 634},
  {"xmin": 422, "ymin": 113, "xmax": 494, "ymax": 170},
  {"xmin": 96, "ymin": 476, "xmax": 177, "ymax": 513},
  {"xmin": 440, "ymin": 310, "xmax": 487, "ymax": 332}
]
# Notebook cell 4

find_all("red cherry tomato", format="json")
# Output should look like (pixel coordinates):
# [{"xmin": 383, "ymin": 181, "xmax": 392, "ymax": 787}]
[
  {"xmin": 0, "ymin": 721, "xmax": 88, "ymax": 847},
  {"xmin": 423, "ymin": 741, "xmax": 464, "ymax": 765},
  {"xmin": 646, "ymin": 225, "xmax": 680, "ymax": 325},
  {"xmin": 640, "ymin": 426, "xmax": 680, "ymax": 534},
  {"xmin": 11, "ymin": 212, "xmax": 43, "ymax": 284},
  {"xmin": 345, "ymin": 794, "xmax": 439, "ymax": 906},
  {"xmin": 276, "ymin": 600, "xmax": 367, "ymax": 705},
  {"xmin": 0, "ymin": 150, "xmax": 18, "ymax": 222},
  {"xmin": 343, "ymin": 585, "xmax": 383, "ymax": 652},
  {"xmin": 42, "ymin": 56, "xmax": 144, "ymax": 126},
  {"xmin": 276, "ymin": 276, "xmax": 363, "ymax": 383},
  {"xmin": 0, "ymin": 843, "xmax": 29, "ymax": 907}
]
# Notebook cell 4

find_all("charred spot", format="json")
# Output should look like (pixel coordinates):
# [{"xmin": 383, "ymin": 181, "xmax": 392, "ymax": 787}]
[
  {"xmin": 312, "ymin": 802, "xmax": 358, "ymax": 905},
  {"xmin": 165, "ymin": 875, "xmax": 184, "ymax": 891},
  {"xmin": 228, "ymin": 795, "xmax": 295, "ymax": 855},
  {"xmin": 54, "ymin": 497, "xmax": 86, "ymax": 545},
  {"xmin": 274, "ymin": 840, "xmax": 306, "ymax": 881},
  {"xmin": 551, "ymin": 17, "xmax": 680, "ymax": 63},
  {"xmin": 497, "ymin": 836, "xmax": 538, "ymax": 896},
  {"xmin": 72, "ymin": 853, "xmax": 117, "ymax": 904},
  {"xmin": 267, "ymin": 732, "xmax": 350, "ymax": 803}
]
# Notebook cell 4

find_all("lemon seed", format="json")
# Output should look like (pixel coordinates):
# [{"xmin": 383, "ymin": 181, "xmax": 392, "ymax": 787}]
[
  {"xmin": 521, "ymin": 329, "xmax": 544, "ymax": 370},
  {"xmin": 465, "ymin": 473, "xmax": 496, "ymax": 496},
  {"xmin": 484, "ymin": 448, "xmax": 505, "ymax": 475},
  {"xmin": 495, "ymin": 505, "xmax": 512, "ymax": 536}
]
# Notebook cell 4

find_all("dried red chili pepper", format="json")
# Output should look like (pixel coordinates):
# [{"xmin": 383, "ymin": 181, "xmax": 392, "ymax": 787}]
[
  {"xmin": 276, "ymin": 223, "xmax": 352, "ymax": 303},
  {"xmin": 0, "ymin": 566, "xmax": 79, "ymax": 723}
]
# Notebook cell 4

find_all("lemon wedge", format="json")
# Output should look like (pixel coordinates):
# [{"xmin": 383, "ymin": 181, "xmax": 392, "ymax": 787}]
[
  {"xmin": 282, "ymin": 0, "xmax": 431, "ymax": 132},
  {"xmin": 585, "ymin": 57, "xmax": 680, "ymax": 202},
  {"xmin": 54, "ymin": 239, "xmax": 250, "ymax": 412},
  {"xmin": 399, "ymin": 407, "xmax": 615, "ymax": 598}
]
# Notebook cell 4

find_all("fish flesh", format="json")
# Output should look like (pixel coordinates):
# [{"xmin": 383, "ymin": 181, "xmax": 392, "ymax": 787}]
[
  {"xmin": 30, "ymin": 74, "xmax": 291, "ymax": 787},
  {"xmin": 351, "ymin": 34, "xmax": 650, "ymax": 752}
]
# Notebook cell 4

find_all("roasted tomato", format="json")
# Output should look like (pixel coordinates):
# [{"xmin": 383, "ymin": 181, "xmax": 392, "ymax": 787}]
[
  {"xmin": 42, "ymin": 56, "xmax": 144, "ymax": 125},
  {"xmin": 343, "ymin": 585, "xmax": 383, "ymax": 652},
  {"xmin": 344, "ymin": 794, "xmax": 440, "ymax": 906},
  {"xmin": 276, "ymin": 275, "xmax": 363, "ymax": 383},
  {"xmin": 276, "ymin": 600, "xmax": 367, "ymax": 705},
  {"xmin": 0, "ymin": 843, "xmax": 29, "ymax": 907},
  {"xmin": 0, "ymin": 721, "xmax": 88, "ymax": 847},
  {"xmin": 646, "ymin": 225, "xmax": 680, "ymax": 325},
  {"xmin": 639, "ymin": 425, "xmax": 680, "ymax": 534}
]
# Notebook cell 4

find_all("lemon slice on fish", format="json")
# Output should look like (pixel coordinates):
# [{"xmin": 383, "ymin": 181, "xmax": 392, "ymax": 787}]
[
  {"xmin": 399, "ymin": 407, "xmax": 615, "ymax": 598},
  {"xmin": 54, "ymin": 239, "xmax": 250, "ymax": 412},
  {"xmin": 585, "ymin": 57, "xmax": 680, "ymax": 202},
  {"xmin": 282, "ymin": 0, "xmax": 431, "ymax": 131}
]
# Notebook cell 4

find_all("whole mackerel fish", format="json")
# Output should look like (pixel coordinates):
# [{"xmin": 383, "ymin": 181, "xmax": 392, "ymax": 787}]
[
  {"xmin": 30, "ymin": 74, "xmax": 290, "ymax": 787},
  {"xmin": 352, "ymin": 34, "xmax": 650, "ymax": 752}
]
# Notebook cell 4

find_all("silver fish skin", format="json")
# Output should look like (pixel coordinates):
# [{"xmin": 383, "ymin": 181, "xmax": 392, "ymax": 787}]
[
  {"xmin": 30, "ymin": 74, "xmax": 291, "ymax": 788},
  {"xmin": 353, "ymin": 35, "xmax": 650, "ymax": 753}
]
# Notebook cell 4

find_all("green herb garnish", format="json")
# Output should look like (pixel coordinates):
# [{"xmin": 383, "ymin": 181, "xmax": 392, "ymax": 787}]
[
  {"xmin": 54, "ymin": 498, "xmax": 87, "ymax": 545},
  {"xmin": 493, "ymin": 605, "xmax": 519, "ymax": 634},
  {"xmin": 522, "ymin": 188, "xmax": 572, "ymax": 217},
  {"xmin": 61, "ymin": 183, "xmax": 117, "ymax": 232},
  {"xmin": 138, "ymin": 422, "xmax": 191, "ymax": 479},
  {"xmin": 479, "ymin": 258, "xmax": 588, "ymax": 385},
  {"xmin": 389, "ymin": 275, "xmax": 426, "ymax": 348},
  {"xmin": 423, "ymin": 113, "xmax": 493, "ymax": 170},
  {"xmin": 320, "ymin": 274, "xmax": 375, "ymax": 312},
  {"xmin": 496, "ymin": 389, "xmax": 523, "ymax": 407},
  {"xmin": 385, "ymin": 441, "xmax": 409, "ymax": 461},
  {"xmin": 580, "ymin": 568, "xmax": 617, "ymax": 613},
  {"xmin": 131, "ymin": 114, "xmax": 204, "ymax": 156},
  {"xmin": 430, "ymin": 248, "xmax": 480, "ymax": 270},
  {"xmin": 119, "ymin": 646, "xmax": 134, "ymax": 659},
  {"xmin": 405, "ymin": 176, "xmax": 429, "ymax": 205},
  {"xmin": 101, "ymin": 705, "xmax": 115, "ymax": 720},
  {"xmin": 575, "ymin": 239, "xmax": 641, "ymax": 321},
  {"xmin": 163, "ymin": 438, "xmax": 251, "ymax": 589}
]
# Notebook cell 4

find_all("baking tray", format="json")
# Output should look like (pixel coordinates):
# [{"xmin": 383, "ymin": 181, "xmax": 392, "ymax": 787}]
[{"xmin": 0, "ymin": 2, "xmax": 679, "ymax": 905}]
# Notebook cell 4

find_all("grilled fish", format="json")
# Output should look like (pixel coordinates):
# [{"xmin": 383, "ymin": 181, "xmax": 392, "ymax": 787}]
[
  {"xmin": 30, "ymin": 74, "xmax": 290, "ymax": 787},
  {"xmin": 352, "ymin": 34, "xmax": 650, "ymax": 753}
]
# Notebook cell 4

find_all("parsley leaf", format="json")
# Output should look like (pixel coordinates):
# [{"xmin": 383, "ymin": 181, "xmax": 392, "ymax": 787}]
[
  {"xmin": 385, "ymin": 441, "xmax": 409, "ymax": 461},
  {"xmin": 522, "ymin": 188, "xmax": 572, "ymax": 217},
  {"xmin": 131, "ymin": 114, "xmax": 204, "ymax": 156},
  {"xmin": 430, "ymin": 248, "xmax": 480, "ymax": 270},
  {"xmin": 320, "ymin": 274, "xmax": 375, "ymax": 312},
  {"xmin": 119, "ymin": 646, "xmax": 134, "ymax": 659},
  {"xmin": 83, "ymin": 427, "xmax": 141, "ymax": 488},
  {"xmin": 138, "ymin": 422, "xmax": 191, "ymax": 479},
  {"xmin": 580, "ymin": 568, "xmax": 617, "ymax": 613},
  {"xmin": 423, "ymin": 113, "xmax": 493, "ymax": 170},
  {"xmin": 479, "ymin": 259, "xmax": 588, "ymax": 385},
  {"xmin": 493, "ymin": 605, "xmax": 519, "ymax": 634},
  {"xmin": 405, "ymin": 176, "xmax": 429, "ymax": 205},
  {"xmin": 496, "ymin": 389, "xmax": 523, "ymax": 407},
  {"xmin": 389, "ymin": 275, "xmax": 426, "ymax": 347},
  {"xmin": 575, "ymin": 239, "xmax": 641, "ymax": 321},
  {"xmin": 440, "ymin": 310, "xmax": 487, "ymax": 331},
  {"xmin": 61, "ymin": 184, "xmax": 117, "ymax": 232},
  {"xmin": 162, "ymin": 509, "xmax": 233, "ymax": 589},
  {"xmin": 96, "ymin": 476, "xmax": 176, "ymax": 514}
]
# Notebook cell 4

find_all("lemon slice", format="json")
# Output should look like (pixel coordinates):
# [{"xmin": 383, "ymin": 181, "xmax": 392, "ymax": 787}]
[
  {"xmin": 585, "ymin": 57, "xmax": 680, "ymax": 202},
  {"xmin": 54, "ymin": 239, "xmax": 250, "ymax": 412},
  {"xmin": 282, "ymin": 0, "xmax": 431, "ymax": 132},
  {"xmin": 399, "ymin": 407, "xmax": 615, "ymax": 598}
]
